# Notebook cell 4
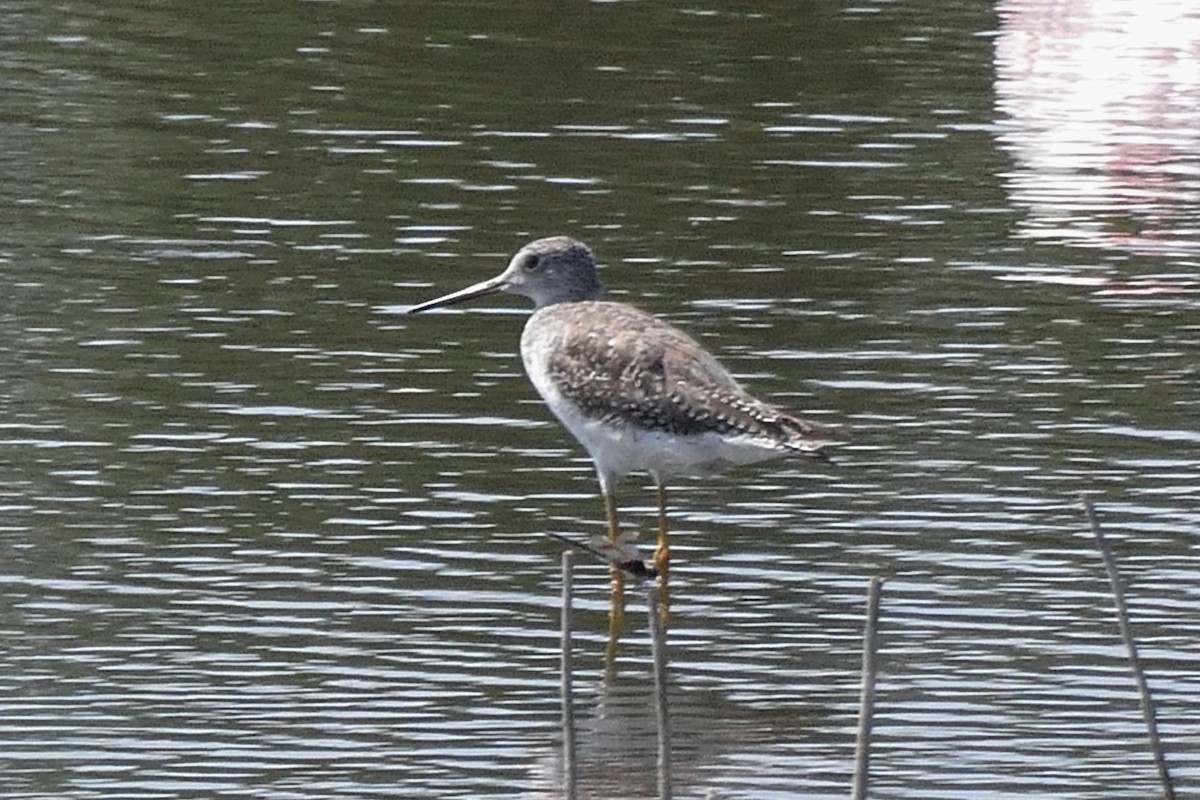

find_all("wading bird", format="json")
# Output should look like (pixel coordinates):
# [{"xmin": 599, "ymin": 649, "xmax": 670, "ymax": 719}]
[{"xmin": 407, "ymin": 236, "xmax": 830, "ymax": 602}]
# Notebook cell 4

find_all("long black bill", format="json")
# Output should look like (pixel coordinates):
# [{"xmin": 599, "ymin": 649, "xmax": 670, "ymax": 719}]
[{"xmin": 406, "ymin": 274, "xmax": 507, "ymax": 314}]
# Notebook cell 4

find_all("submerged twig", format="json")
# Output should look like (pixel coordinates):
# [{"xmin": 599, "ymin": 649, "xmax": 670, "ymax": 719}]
[
  {"xmin": 546, "ymin": 531, "xmax": 657, "ymax": 580},
  {"xmin": 851, "ymin": 576, "xmax": 884, "ymax": 800},
  {"xmin": 1082, "ymin": 494, "xmax": 1175, "ymax": 800}
]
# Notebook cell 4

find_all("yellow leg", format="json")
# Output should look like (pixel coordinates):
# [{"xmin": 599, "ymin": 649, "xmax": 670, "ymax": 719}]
[
  {"xmin": 604, "ymin": 491, "xmax": 621, "ymax": 542},
  {"xmin": 654, "ymin": 483, "xmax": 670, "ymax": 624},
  {"xmin": 603, "ymin": 492, "xmax": 626, "ymax": 668},
  {"xmin": 653, "ymin": 484, "xmax": 670, "ymax": 582}
]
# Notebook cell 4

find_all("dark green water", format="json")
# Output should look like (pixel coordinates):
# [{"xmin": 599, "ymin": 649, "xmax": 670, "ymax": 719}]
[{"xmin": 3, "ymin": 1, "xmax": 1198, "ymax": 798}]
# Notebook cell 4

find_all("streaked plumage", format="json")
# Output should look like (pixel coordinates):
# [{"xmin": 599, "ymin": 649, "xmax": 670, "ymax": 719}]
[{"xmin": 522, "ymin": 300, "xmax": 825, "ymax": 491}]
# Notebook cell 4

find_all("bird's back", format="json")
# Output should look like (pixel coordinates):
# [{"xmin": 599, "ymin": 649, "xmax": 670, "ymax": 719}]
[{"xmin": 520, "ymin": 300, "xmax": 828, "ymax": 456}]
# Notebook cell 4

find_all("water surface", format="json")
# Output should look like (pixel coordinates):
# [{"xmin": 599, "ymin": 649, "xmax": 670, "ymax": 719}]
[{"xmin": 2, "ymin": 1, "xmax": 1198, "ymax": 798}]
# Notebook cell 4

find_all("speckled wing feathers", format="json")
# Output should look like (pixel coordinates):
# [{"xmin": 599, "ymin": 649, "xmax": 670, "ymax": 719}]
[{"xmin": 538, "ymin": 302, "xmax": 828, "ymax": 455}]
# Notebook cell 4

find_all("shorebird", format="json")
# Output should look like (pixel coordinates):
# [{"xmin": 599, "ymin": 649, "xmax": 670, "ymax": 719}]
[{"xmin": 407, "ymin": 236, "xmax": 830, "ymax": 585}]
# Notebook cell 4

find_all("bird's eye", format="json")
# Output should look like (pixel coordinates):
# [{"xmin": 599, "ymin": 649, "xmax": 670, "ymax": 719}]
[{"xmin": 524, "ymin": 254, "xmax": 541, "ymax": 271}]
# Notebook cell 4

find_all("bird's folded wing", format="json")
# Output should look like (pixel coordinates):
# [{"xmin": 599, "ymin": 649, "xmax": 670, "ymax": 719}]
[{"xmin": 547, "ymin": 307, "xmax": 831, "ymax": 452}]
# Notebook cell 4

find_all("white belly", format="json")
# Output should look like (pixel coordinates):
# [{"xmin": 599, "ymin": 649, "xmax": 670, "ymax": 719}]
[{"xmin": 524, "ymin": 353, "xmax": 783, "ymax": 491}]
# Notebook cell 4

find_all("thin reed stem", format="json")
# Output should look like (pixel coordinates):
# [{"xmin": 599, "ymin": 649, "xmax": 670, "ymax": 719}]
[
  {"xmin": 851, "ymin": 576, "xmax": 884, "ymax": 800},
  {"xmin": 1082, "ymin": 494, "xmax": 1174, "ymax": 800},
  {"xmin": 647, "ymin": 586, "xmax": 673, "ymax": 800},
  {"xmin": 560, "ymin": 551, "xmax": 578, "ymax": 800}
]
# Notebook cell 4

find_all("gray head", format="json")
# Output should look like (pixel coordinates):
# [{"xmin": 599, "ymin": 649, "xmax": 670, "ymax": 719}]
[{"xmin": 407, "ymin": 236, "xmax": 605, "ymax": 314}]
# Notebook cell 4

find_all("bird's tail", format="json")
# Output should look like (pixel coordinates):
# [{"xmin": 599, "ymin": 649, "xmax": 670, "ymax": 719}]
[{"xmin": 779, "ymin": 415, "xmax": 839, "ymax": 461}]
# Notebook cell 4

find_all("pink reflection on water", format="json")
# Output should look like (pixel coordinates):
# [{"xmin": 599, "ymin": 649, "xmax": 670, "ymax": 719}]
[{"xmin": 995, "ymin": 0, "xmax": 1200, "ymax": 259}]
